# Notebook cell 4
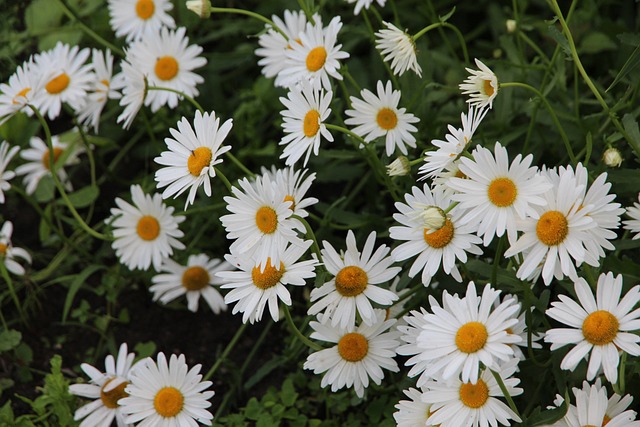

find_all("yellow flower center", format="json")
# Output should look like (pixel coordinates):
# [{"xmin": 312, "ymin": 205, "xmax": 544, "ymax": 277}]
[
  {"xmin": 459, "ymin": 379, "xmax": 489, "ymax": 408},
  {"xmin": 582, "ymin": 310, "xmax": 619, "ymax": 346},
  {"xmin": 455, "ymin": 321, "xmax": 488, "ymax": 353},
  {"xmin": 187, "ymin": 147, "xmax": 212, "ymax": 176},
  {"xmin": 136, "ymin": 215, "xmax": 160, "ymax": 241},
  {"xmin": 100, "ymin": 378, "xmax": 129, "ymax": 409},
  {"xmin": 338, "ymin": 332, "xmax": 369, "ymax": 362},
  {"xmin": 45, "ymin": 73, "xmax": 70, "ymax": 94},
  {"xmin": 423, "ymin": 219, "xmax": 454, "ymax": 249},
  {"xmin": 153, "ymin": 386, "xmax": 184, "ymax": 418},
  {"xmin": 487, "ymin": 177, "xmax": 517, "ymax": 207},
  {"xmin": 306, "ymin": 46, "xmax": 327, "ymax": 72},
  {"xmin": 255, "ymin": 206, "xmax": 277, "ymax": 234},
  {"xmin": 535, "ymin": 210, "xmax": 568, "ymax": 246},
  {"xmin": 155, "ymin": 56, "xmax": 179, "ymax": 81},
  {"xmin": 251, "ymin": 259, "xmax": 285, "ymax": 289},
  {"xmin": 136, "ymin": 0, "xmax": 155, "ymax": 19},
  {"xmin": 376, "ymin": 108, "xmax": 398, "ymax": 130},
  {"xmin": 284, "ymin": 195, "xmax": 296, "ymax": 211},
  {"xmin": 12, "ymin": 87, "xmax": 31, "ymax": 104},
  {"xmin": 0, "ymin": 243, "xmax": 6, "ymax": 256},
  {"xmin": 303, "ymin": 109, "xmax": 321, "ymax": 137},
  {"xmin": 334, "ymin": 265, "xmax": 368, "ymax": 297},
  {"xmin": 603, "ymin": 415, "xmax": 612, "ymax": 426},
  {"xmin": 41, "ymin": 147, "xmax": 64, "ymax": 170},
  {"xmin": 483, "ymin": 79, "xmax": 495, "ymax": 97},
  {"xmin": 455, "ymin": 169, "xmax": 467, "ymax": 179},
  {"xmin": 182, "ymin": 266, "xmax": 210, "ymax": 291}
]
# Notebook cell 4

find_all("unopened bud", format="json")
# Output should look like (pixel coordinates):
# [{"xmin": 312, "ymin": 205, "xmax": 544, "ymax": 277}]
[
  {"xmin": 186, "ymin": 0, "xmax": 212, "ymax": 19},
  {"xmin": 387, "ymin": 156, "xmax": 411, "ymax": 177},
  {"xmin": 417, "ymin": 206, "xmax": 446, "ymax": 231},
  {"xmin": 602, "ymin": 147, "xmax": 622, "ymax": 167},
  {"xmin": 506, "ymin": 19, "xmax": 517, "ymax": 33}
]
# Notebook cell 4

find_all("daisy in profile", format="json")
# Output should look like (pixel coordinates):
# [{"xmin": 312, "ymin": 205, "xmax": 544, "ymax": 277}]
[
  {"xmin": 32, "ymin": 42, "xmax": 94, "ymax": 120},
  {"xmin": 545, "ymin": 272, "xmax": 640, "ymax": 384},
  {"xmin": 0, "ymin": 57, "xmax": 47, "ymax": 124},
  {"xmin": 108, "ymin": 0, "xmax": 175, "ymax": 42},
  {"xmin": 447, "ymin": 142, "xmax": 551, "ymax": 246},
  {"xmin": 417, "ymin": 282, "xmax": 521, "ymax": 384},
  {"xmin": 126, "ymin": 26, "xmax": 206, "ymax": 112},
  {"xmin": 390, "ymin": 184, "xmax": 483, "ymax": 286},
  {"xmin": 150, "ymin": 254, "xmax": 229, "ymax": 313},
  {"xmin": 423, "ymin": 360, "xmax": 523, "ymax": 427},
  {"xmin": 504, "ymin": 166, "xmax": 596, "ymax": 285},
  {"xmin": 0, "ymin": 221, "xmax": 32, "ymax": 276},
  {"xmin": 345, "ymin": 80, "xmax": 419, "ymax": 156},
  {"xmin": 375, "ymin": 22, "xmax": 422, "ymax": 77},
  {"xmin": 393, "ymin": 387, "xmax": 436, "ymax": 427},
  {"xmin": 77, "ymin": 49, "xmax": 121, "ymax": 133},
  {"xmin": 255, "ymin": 10, "xmax": 314, "ymax": 85},
  {"xmin": 559, "ymin": 381, "xmax": 640, "ymax": 427},
  {"xmin": 217, "ymin": 240, "xmax": 318, "ymax": 323},
  {"xmin": 279, "ymin": 82, "xmax": 333, "ymax": 167},
  {"xmin": 113, "ymin": 60, "xmax": 147, "ymax": 130},
  {"xmin": 345, "ymin": 0, "xmax": 386, "ymax": 15},
  {"xmin": 68, "ymin": 343, "xmax": 136, "ymax": 427},
  {"xmin": 304, "ymin": 309, "xmax": 400, "ymax": 398},
  {"xmin": 459, "ymin": 58, "xmax": 498, "ymax": 109},
  {"xmin": 279, "ymin": 16, "xmax": 350, "ymax": 91},
  {"xmin": 623, "ymin": 192, "xmax": 640, "ymax": 239},
  {"xmin": 220, "ymin": 174, "xmax": 303, "ymax": 270},
  {"xmin": 307, "ymin": 230, "xmax": 400, "ymax": 328},
  {"xmin": 154, "ymin": 110, "xmax": 233, "ymax": 209},
  {"xmin": 15, "ymin": 135, "xmax": 83, "ymax": 195},
  {"xmin": 0, "ymin": 141, "xmax": 19, "ymax": 203},
  {"xmin": 119, "ymin": 352, "xmax": 214, "ymax": 426},
  {"xmin": 418, "ymin": 105, "xmax": 488, "ymax": 180},
  {"xmin": 108, "ymin": 184, "xmax": 185, "ymax": 271}
]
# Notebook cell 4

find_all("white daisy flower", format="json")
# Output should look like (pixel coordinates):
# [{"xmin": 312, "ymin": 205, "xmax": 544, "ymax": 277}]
[
  {"xmin": 15, "ymin": 135, "xmax": 83, "ymax": 195},
  {"xmin": 0, "ymin": 57, "xmax": 48, "ymax": 124},
  {"xmin": 260, "ymin": 166, "xmax": 319, "ymax": 229},
  {"xmin": 393, "ymin": 387, "xmax": 436, "ymax": 427},
  {"xmin": 345, "ymin": 0, "xmax": 386, "ymax": 15},
  {"xmin": 68, "ymin": 343, "xmax": 136, "ymax": 427},
  {"xmin": 32, "ymin": 42, "xmax": 94, "ymax": 120},
  {"xmin": 108, "ymin": 184, "xmax": 185, "ymax": 271},
  {"xmin": 344, "ymin": 80, "xmax": 420, "ymax": 156},
  {"xmin": 560, "ymin": 381, "xmax": 640, "ymax": 427},
  {"xmin": 0, "ymin": 141, "xmax": 19, "ymax": 203},
  {"xmin": 217, "ymin": 240, "xmax": 318, "ymax": 324},
  {"xmin": 573, "ymin": 379, "xmax": 637, "ymax": 426},
  {"xmin": 307, "ymin": 230, "xmax": 400, "ymax": 329},
  {"xmin": 108, "ymin": 0, "xmax": 176, "ymax": 42},
  {"xmin": 423, "ymin": 359, "xmax": 523, "ymax": 427},
  {"xmin": 396, "ymin": 307, "xmax": 433, "ymax": 388},
  {"xmin": 447, "ymin": 141, "xmax": 552, "ymax": 246},
  {"xmin": 119, "ymin": 352, "xmax": 214, "ymax": 426},
  {"xmin": 126, "ymin": 26, "xmax": 206, "ymax": 112},
  {"xmin": 375, "ymin": 22, "xmax": 422, "ymax": 77},
  {"xmin": 219, "ymin": 174, "xmax": 304, "ymax": 270},
  {"xmin": 154, "ymin": 110, "xmax": 233, "ymax": 209},
  {"xmin": 623, "ymin": 192, "xmax": 640, "ymax": 239},
  {"xmin": 279, "ymin": 16, "xmax": 350, "ymax": 91},
  {"xmin": 416, "ymin": 282, "xmax": 521, "ymax": 384},
  {"xmin": 500, "ymin": 295, "xmax": 543, "ymax": 361},
  {"xmin": 545, "ymin": 272, "xmax": 640, "ymax": 384},
  {"xmin": 150, "ymin": 254, "xmax": 229, "ymax": 313},
  {"xmin": 503, "ymin": 166, "xmax": 596, "ymax": 285},
  {"xmin": 459, "ymin": 58, "xmax": 498, "ymax": 109},
  {"xmin": 389, "ymin": 184, "xmax": 483, "ymax": 286},
  {"xmin": 418, "ymin": 105, "xmax": 488, "ymax": 180},
  {"xmin": 0, "ymin": 221, "xmax": 32, "ymax": 276},
  {"xmin": 77, "ymin": 49, "xmax": 121, "ymax": 133},
  {"xmin": 113, "ymin": 60, "xmax": 147, "ymax": 130},
  {"xmin": 279, "ymin": 80, "xmax": 334, "ymax": 166},
  {"xmin": 255, "ymin": 10, "xmax": 313, "ymax": 85},
  {"xmin": 303, "ymin": 309, "xmax": 400, "ymax": 398}
]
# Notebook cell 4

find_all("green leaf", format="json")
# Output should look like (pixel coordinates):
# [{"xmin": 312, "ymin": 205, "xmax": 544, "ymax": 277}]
[
  {"xmin": 280, "ymin": 378, "xmax": 298, "ymax": 407},
  {"xmin": 0, "ymin": 330, "xmax": 21, "ymax": 353},
  {"xmin": 134, "ymin": 341, "xmax": 157, "ymax": 359},
  {"xmin": 34, "ymin": 176, "xmax": 55, "ymax": 203},
  {"xmin": 25, "ymin": 0, "xmax": 63, "ymax": 35},
  {"xmin": 39, "ymin": 204, "xmax": 52, "ymax": 243},
  {"xmin": 439, "ymin": 6, "xmax": 456, "ymax": 23},
  {"xmin": 521, "ymin": 392, "xmax": 569, "ymax": 426},
  {"xmin": 607, "ymin": 44, "xmax": 640, "ymax": 91},
  {"xmin": 622, "ymin": 113, "xmax": 640, "ymax": 156},
  {"xmin": 62, "ymin": 264, "xmax": 103, "ymax": 322},
  {"xmin": 578, "ymin": 32, "xmax": 617, "ymax": 54},
  {"xmin": 65, "ymin": 186, "xmax": 99, "ymax": 208},
  {"xmin": 547, "ymin": 25, "xmax": 572, "ymax": 58}
]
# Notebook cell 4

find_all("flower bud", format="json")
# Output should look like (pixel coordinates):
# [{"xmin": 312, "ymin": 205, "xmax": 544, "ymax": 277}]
[
  {"xmin": 602, "ymin": 147, "xmax": 622, "ymax": 168},
  {"xmin": 506, "ymin": 19, "xmax": 517, "ymax": 33},
  {"xmin": 186, "ymin": 0, "xmax": 212, "ymax": 19},
  {"xmin": 386, "ymin": 156, "xmax": 411, "ymax": 177},
  {"xmin": 417, "ymin": 206, "xmax": 446, "ymax": 231}
]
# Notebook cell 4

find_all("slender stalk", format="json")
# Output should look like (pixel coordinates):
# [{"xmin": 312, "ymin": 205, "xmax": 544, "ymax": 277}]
[
  {"xmin": 210, "ymin": 7, "xmax": 286, "ymax": 38},
  {"xmin": 0, "ymin": 263, "xmax": 26, "ymax": 324},
  {"xmin": 225, "ymin": 152, "xmax": 254, "ymax": 178},
  {"xmin": 283, "ymin": 305, "xmax": 322, "ymax": 351},
  {"xmin": 362, "ymin": 9, "xmax": 399, "ymax": 89},
  {"xmin": 214, "ymin": 167, "xmax": 233, "ymax": 193},
  {"xmin": 147, "ymin": 86, "xmax": 204, "ymax": 113},
  {"xmin": 292, "ymin": 215, "xmax": 323, "ymax": 263},
  {"xmin": 491, "ymin": 236, "xmax": 506, "ymax": 287},
  {"xmin": 204, "ymin": 322, "xmax": 248, "ymax": 381},
  {"xmin": 413, "ymin": 22, "xmax": 469, "ymax": 64},
  {"xmin": 491, "ymin": 369, "xmax": 521, "ymax": 419}
]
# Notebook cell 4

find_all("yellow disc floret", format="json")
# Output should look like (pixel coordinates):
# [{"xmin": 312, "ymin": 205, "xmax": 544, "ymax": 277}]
[
  {"xmin": 187, "ymin": 147, "xmax": 213, "ymax": 176},
  {"xmin": 335, "ymin": 266, "xmax": 368, "ymax": 297},
  {"xmin": 303, "ymin": 110, "xmax": 321, "ymax": 137},
  {"xmin": 41, "ymin": 147, "xmax": 64, "ymax": 170},
  {"xmin": 153, "ymin": 386, "xmax": 184, "ymax": 417},
  {"xmin": 136, "ymin": 0, "xmax": 155, "ymax": 20},
  {"xmin": 100, "ymin": 378, "xmax": 129, "ymax": 409},
  {"xmin": 459, "ymin": 379, "xmax": 489, "ymax": 408},
  {"xmin": 251, "ymin": 259, "xmax": 285, "ymax": 289},
  {"xmin": 487, "ymin": 177, "xmax": 517, "ymax": 207},
  {"xmin": 376, "ymin": 108, "xmax": 398, "ymax": 130},
  {"xmin": 423, "ymin": 219, "xmax": 454, "ymax": 249},
  {"xmin": 582, "ymin": 310, "xmax": 619, "ymax": 346},
  {"xmin": 182, "ymin": 266, "xmax": 210, "ymax": 291},
  {"xmin": 483, "ymin": 80, "xmax": 495, "ymax": 97},
  {"xmin": 155, "ymin": 56, "xmax": 179, "ymax": 81},
  {"xmin": 536, "ymin": 210, "xmax": 568, "ymax": 246},
  {"xmin": 338, "ymin": 332, "xmax": 369, "ymax": 362},
  {"xmin": 136, "ymin": 215, "xmax": 160, "ymax": 241},
  {"xmin": 45, "ymin": 73, "xmax": 70, "ymax": 94},
  {"xmin": 455, "ymin": 321, "xmax": 488, "ymax": 353},
  {"xmin": 255, "ymin": 206, "xmax": 277, "ymax": 234},
  {"xmin": 306, "ymin": 46, "xmax": 327, "ymax": 72}
]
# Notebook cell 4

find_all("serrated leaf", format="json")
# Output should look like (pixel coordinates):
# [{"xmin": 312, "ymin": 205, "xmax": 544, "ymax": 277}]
[
  {"xmin": 547, "ymin": 25, "xmax": 572, "ymax": 58},
  {"xmin": 0, "ymin": 330, "xmax": 22, "ymax": 352}
]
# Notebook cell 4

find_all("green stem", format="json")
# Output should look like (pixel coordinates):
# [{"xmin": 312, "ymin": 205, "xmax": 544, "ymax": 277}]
[
  {"xmin": 147, "ymin": 86, "xmax": 204, "ymax": 113},
  {"xmin": 0, "ymin": 262, "xmax": 26, "ymax": 324},
  {"xmin": 55, "ymin": 0, "xmax": 124, "ymax": 56},
  {"xmin": 214, "ymin": 167, "xmax": 233, "ymax": 193},
  {"xmin": 491, "ymin": 369, "xmax": 521, "ymax": 419},
  {"xmin": 443, "ymin": 201, "xmax": 459, "ymax": 215},
  {"xmin": 224, "ymin": 152, "xmax": 254, "ymax": 178},
  {"xmin": 363, "ymin": 9, "xmax": 399, "ymax": 88},
  {"xmin": 210, "ymin": 7, "xmax": 286, "ymax": 38},
  {"xmin": 413, "ymin": 22, "xmax": 469, "ymax": 64},
  {"xmin": 204, "ymin": 322, "xmax": 248, "ymax": 381},
  {"xmin": 491, "ymin": 236, "xmax": 506, "ymax": 287},
  {"xmin": 28, "ymin": 105, "xmax": 110, "ymax": 241},
  {"xmin": 283, "ymin": 305, "xmax": 322, "ymax": 351},
  {"xmin": 292, "ymin": 215, "xmax": 323, "ymax": 263},
  {"xmin": 500, "ymin": 82, "xmax": 576, "ymax": 164}
]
